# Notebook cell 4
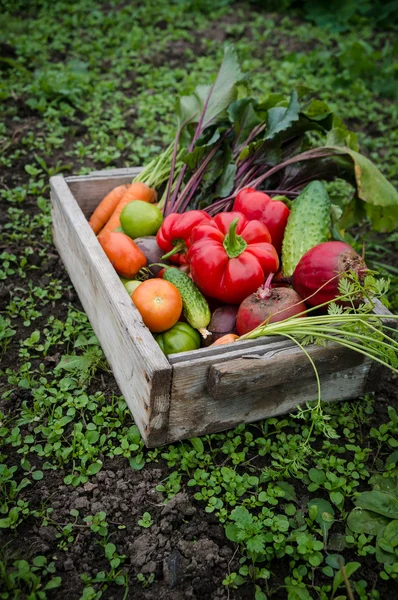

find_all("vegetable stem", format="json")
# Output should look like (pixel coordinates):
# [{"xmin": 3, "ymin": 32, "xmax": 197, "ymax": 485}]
[{"xmin": 223, "ymin": 218, "xmax": 247, "ymax": 258}]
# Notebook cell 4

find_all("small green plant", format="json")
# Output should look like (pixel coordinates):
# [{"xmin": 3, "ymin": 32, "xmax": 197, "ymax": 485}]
[
  {"xmin": 347, "ymin": 473, "xmax": 398, "ymax": 564},
  {"xmin": 83, "ymin": 512, "xmax": 109, "ymax": 537},
  {"xmin": 138, "ymin": 511, "xmax": 153, "ymax": 528},
  {"xmin": 137, "ymin": 572, "xmax": 155, "ymax": 587},
  {"xmin": 55, "ymin": 336, "xmax": 109, "ymax": 385},
  {"xmin": 0, "ymin": 554, "xmax": 61, "ymax": 599},
  {"xmin": 80, "ymin": 541, "xmax": 128, "ymax": 598},
  {"xmin": 0, "ymin": 316, "xmax": 16, "ymax": 357}
]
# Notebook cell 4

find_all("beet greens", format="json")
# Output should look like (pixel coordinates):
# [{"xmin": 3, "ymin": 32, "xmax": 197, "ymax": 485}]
[{"xmin": 134, "ymin": 45, "xmax": 398, "ymax": 232}]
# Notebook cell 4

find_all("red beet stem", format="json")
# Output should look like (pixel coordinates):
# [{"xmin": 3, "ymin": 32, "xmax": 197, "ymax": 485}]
[{"xmin": 257, "ymin": 272, "xmax": 275, "ymax": 299}]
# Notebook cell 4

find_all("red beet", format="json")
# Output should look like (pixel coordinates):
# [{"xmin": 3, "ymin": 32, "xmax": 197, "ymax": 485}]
[
  {"xmin": 203, "ymin": 305, "xmax": 238, "ymax": 347},
  {"xmin": 292, "ymin": 241, "xmax": 367, "ymax": 308},
  {"xmin": 236, "ymin": 285, "xmax": 306, "ymax": 336}
]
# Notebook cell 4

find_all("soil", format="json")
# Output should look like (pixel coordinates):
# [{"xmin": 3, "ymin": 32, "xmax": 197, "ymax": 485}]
[{"xmin": 2, "ymin": 457, "xmax": 243, "ymax": 599}]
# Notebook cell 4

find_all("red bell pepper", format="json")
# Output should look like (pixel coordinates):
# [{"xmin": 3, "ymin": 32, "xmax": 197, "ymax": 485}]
[
  {"xmin": 156, "ymin": 210, "xmax": 212, "ymax": 264},
  {"xmin": 187, "ymin": 212, "xmax": 279, "ymax": 304},
  {"xmin": 233, "ymin": 187, "xmax": 290, "ymax": 254}
]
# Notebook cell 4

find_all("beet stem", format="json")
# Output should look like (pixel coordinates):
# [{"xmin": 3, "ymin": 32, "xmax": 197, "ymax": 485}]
[{"xmin": 257, "ymin": 272, "xmax": 275, "ymax": 299}]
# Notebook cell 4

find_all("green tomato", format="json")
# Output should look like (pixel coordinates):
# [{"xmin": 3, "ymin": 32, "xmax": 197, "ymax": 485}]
[
  {"xmin": 120, "ymin": 278, "xmax": 142, "ymax": 295},
  {"xmin": 120, "ymin": 200, "xmax": 163, "ymax": 239},
  {"xmin": 155, "ymin": 322, "xmax": 201, "ymax": 356}
]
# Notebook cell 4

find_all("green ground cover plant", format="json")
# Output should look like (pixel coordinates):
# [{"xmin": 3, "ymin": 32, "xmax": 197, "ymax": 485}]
[{"xmin": 0, "ymin": 1, "xmax": 397, "ymax": 598}]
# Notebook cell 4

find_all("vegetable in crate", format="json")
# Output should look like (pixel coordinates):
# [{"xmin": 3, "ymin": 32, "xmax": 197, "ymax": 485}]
[
  {"xmin": 236, "ymin": 274, "xmax": 307, "ymax": 336},
  {"xmin": 120, "ymin": 200, "xmax": 163, "ymax": 239},
  {"xmin": 188, "ymin": 212, "xmax": 279, "ymax": 304},
  {"xmin": 203, "ymin": 305, "xmax": 238, "ymax": 347},
  {"xmin": 233, "ymin": 187, "xmax": 290, "ymax": 254},
  {"xmin": 133, "ymin": 236, "xmax": 167, "ymax": 276},
  {"xmin": 97, "ymin": 182, "xmax": 157, "ymax": 236},
  {"xmin": 98, "ymin": 231, "xmax": 147, "ymax": 278},
  {"xmin": 293, "ymin": 241, "xmax": 367, "ymax": 308},
  {"xmin": 131, "ymin": 279, "xmax": 182, "ymax": 333},
  {"xmin": 210, "ymin": 333, "xmax": 239, "ymax": 346},
  {"xmin": 282, "ymin": 181, "xmax": 332, "ymax": 277},
  {"xmin": 155, "ymin": 322, "xmax": 201, "ymax": 356},
  {"xmin": 88, "ymin": 184, "xmax": 128, "ymax": 234},
  {"xmin": 120, "ymin": 277, "xmax": 142, "ymax": 295},
  {"xmin": 156, "ymin": 211, "xmax": 212, "ymax": 264},
  {"xmin": 162, "ymin": 267, "xmax": 211, "ymax": 337}
]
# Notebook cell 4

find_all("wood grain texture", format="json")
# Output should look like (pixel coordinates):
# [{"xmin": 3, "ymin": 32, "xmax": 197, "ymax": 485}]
[
  {"xmin": 50, "ymin": 174, "xmax": 171, "ymax": 446},
  {"xmin": 168, "ymin": 348, "xmax": 372, "ymax": 441},
  {"xmin": 207, "ymin": 343, "xmax": 367, "ymax": 401},
  {"xmin": 168, "ymin": 335, "xmax": 287, "ymax": 364},
  {"xmin": 65, "ymin": 168, "xmax": 142, "ymax": 218}
]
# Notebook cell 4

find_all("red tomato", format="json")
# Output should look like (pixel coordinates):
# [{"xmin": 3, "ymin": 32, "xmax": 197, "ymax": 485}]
[{"xmin": 132, "ymin": 279, "xmax": 182, "ymax": 332}]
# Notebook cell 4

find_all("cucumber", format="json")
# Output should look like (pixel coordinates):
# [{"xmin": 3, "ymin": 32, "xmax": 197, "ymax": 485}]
[
  {"xmin": 163, "ymin": 268, "xmax": 211, "ymax": 337},
  {"xmin": 282, "ymin": 181, "xmax": 332, "ymax": 276}
]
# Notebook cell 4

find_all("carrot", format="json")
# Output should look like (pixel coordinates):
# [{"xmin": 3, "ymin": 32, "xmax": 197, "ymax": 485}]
[
  {"xmin": 88, "ymin": 185, "xmax": 129, "ymax": 234},
  {"xmin": 98, "ymin": 182, "xmax": 157, "ymax": 236},
  {"xmin": 210, "ymin": 334, "xmax": 239, "ymax": 346},
  {"xmin": 122, "ymin": 181, "xmax": 157, "ymax": 204}
]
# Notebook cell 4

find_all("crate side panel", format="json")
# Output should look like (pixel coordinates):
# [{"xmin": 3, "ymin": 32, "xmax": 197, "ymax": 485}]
[
  {"xmin": 65, "ymin": 168, "xmax": 142, "ymax": 218},
  {"xmin": 50, "ymin": 175, "xmax": 171, "ymax": 443},
  {"xmin": 167, "ymin": 343, "xmax": 371, "ymax": 441},
  {"xmin": 207, "ymin": 343, "xmax": 366, "ymax": 401}
]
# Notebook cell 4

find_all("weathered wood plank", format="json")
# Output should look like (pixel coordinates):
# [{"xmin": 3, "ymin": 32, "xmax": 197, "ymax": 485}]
[
  {"xmin": 364, "ymin": 298, "xmax": 397, "ymax": 393},
  {"xmin": 87, "ymin": 167, "xmax": 142, "ymax": 177},
  {"xmin": 50, "ymin": 174, "xmax": 172, "ymax": 446},
  {"xmin": 207, "ymin": 343, "xmax": 367, "ymax": 401},
  {"xmin": 65, "ymin": 168, "xmax": 142, "ymax": 218},
  {"xmin": 168, "ymin": 355, "xmax": 372, "ymax": 441},
  {"xmin": 171, "ymin": 339, "xmax": 294, "ymax": 397},
  {"xmin": 168, "ymin": 335, "xmax": 287, "ymax": 364},
  {"xmin": 372, "ymin": 298, "xmax": 397, "ymax": 323}
]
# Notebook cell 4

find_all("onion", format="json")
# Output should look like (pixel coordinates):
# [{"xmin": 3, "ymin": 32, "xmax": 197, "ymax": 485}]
[{"xmin": 292, "ymin": 241, "xmax": 367, "ymax": 308}]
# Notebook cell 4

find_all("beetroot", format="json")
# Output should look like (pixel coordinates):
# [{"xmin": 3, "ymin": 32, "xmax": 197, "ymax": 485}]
[
  {"xmin": 236, "ymin": 285, "xmax": 306, "ymax": 336},
  {"xmin": 293, "ymin": 241, "xmax": 367, "ymax": 308},
  {"xmin": 203, "ymin": 305, "xmax": 238, "ymax": 347}
]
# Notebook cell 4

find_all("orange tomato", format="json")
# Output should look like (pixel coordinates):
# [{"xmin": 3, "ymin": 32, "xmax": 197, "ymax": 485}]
[
  {"xmin": 132, "ymin": 279, "xmax": 182, "ymax": 333},
  {"xmin": 99, "ymin": 231, "xmax": 147, "ymax": 278}
]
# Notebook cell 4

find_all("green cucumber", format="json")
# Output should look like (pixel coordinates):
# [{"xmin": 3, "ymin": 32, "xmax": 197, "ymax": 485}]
[
  {"xmin": 163, "ymin": 268, "xmax": 211, "ymax": 337},
  {"xmin": 282, "ymin": 181, "xmax": 332, "ymax": 276}
]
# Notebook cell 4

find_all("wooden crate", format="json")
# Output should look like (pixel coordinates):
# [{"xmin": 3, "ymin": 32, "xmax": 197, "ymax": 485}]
[{"xmin": 50, "ymin": 168, "xmax": 388, "ymax": 447}]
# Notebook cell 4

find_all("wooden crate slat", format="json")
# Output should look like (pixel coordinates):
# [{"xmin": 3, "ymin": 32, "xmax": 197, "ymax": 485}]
[
  {"xmin": 168, "ymin": 334, "xmax": 288, "ymax": 364},
  {"xmin": 50, "ymin": 175, "xmax": 172, "ymax": 446},
  {"xmin": 167, "ymin": 352, "xmax": 371, "ymax": 441},
  {"xmin": 207, "ymin": 343, "xmax": 366, "ymax": 400}
]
